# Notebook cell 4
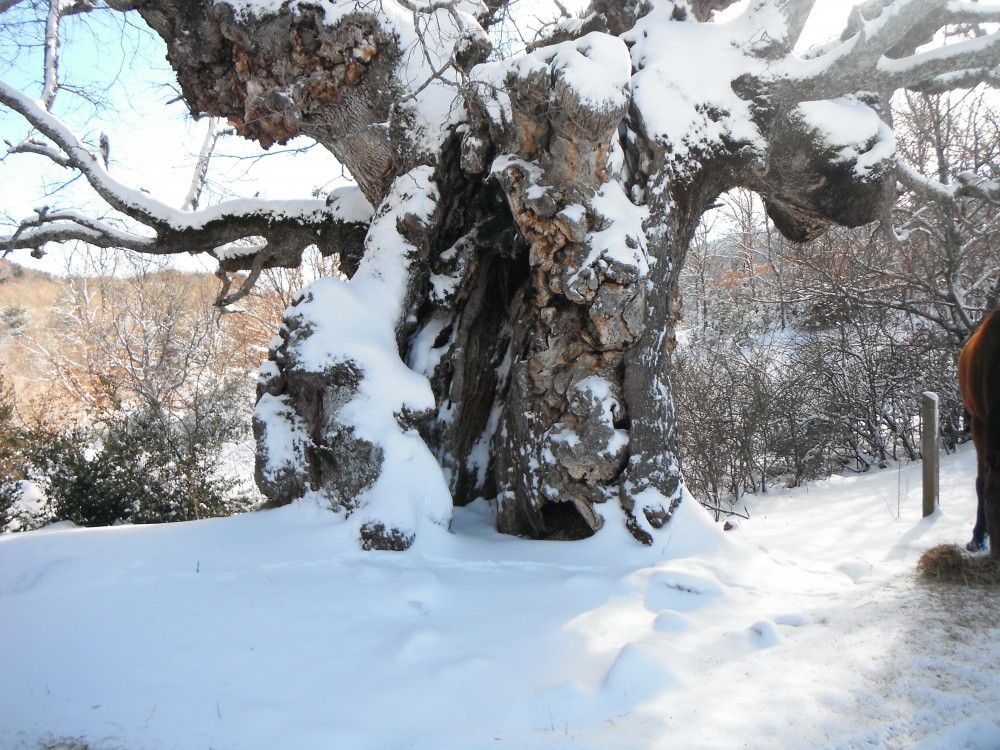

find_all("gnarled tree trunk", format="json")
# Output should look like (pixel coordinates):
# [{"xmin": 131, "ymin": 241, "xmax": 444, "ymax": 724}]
[{"xmin": 106, "ymin": 0, "xmax": 920, "ymax": 549}]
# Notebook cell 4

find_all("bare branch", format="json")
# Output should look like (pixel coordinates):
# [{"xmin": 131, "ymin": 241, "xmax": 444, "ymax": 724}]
[
  {"xmin": 395, "ymin": 0, "xmax": 469, "ymax": 13},
  {"xmin": 214, "ymin": 246, "xmax": 272, "ymax": 307}
]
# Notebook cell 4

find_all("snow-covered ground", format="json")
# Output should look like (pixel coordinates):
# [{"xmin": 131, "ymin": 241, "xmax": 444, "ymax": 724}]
[{"xmin": 1, "ymin": 444, "xmax": 997, "ymax": 750}]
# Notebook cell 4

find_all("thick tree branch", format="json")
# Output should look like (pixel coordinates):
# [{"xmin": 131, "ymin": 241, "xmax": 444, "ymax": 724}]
[
  {"xmin": 945, "ymin": 1, "xmax": 1000, "ymax": 25},
  {"xmin": 1, "ymin": 187, "xmax": 371, "ymax": 278},
  {"xmin": 1, "ymin": 209, "xmax": 156, "ymax": 255},
  {"xmin": 912, "ymin": 66, "xmax": 1000, "ymax": 92},
  {"xmin": 876, "ymin": 32, "xmax": 1000, "ymax": 90},
  {"xmin": 1, "ymin": 80, "xmax": 373, "ymax": 286},
  {"xmin": 738, "ymin": 0, "xmax": 819, "ymax": 59},
  {"xmin": 764, "ymin": 0, "xmax": 1000, "ymax": 102},
  {"xmin": 117, "ymin": 0, "xmax": 487, "ymax": 207},
  {"xmin": 2, "ymin": 80, "xmax": 211, "ymax": 228}
]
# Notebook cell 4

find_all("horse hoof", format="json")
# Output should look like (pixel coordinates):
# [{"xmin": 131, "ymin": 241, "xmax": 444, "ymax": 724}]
[{"xmin": 966, "ymin": 539, "xmax": 987, "ymax": 552}]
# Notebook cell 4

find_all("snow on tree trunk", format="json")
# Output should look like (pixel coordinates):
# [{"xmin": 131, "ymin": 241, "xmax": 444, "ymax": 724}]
[
  {"xmin": 56, "ymin": 0, "xmax": 956, "ymax": 549},
  {"xmin": 463, "ymin": 33, "xmax": 648, "ymax": 539},
  {"xmin": 255, "ymin": 166, "xmax": 454, "ymax": 550}
]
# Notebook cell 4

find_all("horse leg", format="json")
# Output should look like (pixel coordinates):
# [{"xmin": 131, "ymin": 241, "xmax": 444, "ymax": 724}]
[
  {"xmin": 973, "ymin": 440, "xmax": 1000, "ymax": 560},
  {"xmin": 986, "ymin": 491, "xmax": 1000, "ymax": 560},
  {"xmin": 968, "ymin": 469, "xmax": 988, "ymax": 552},
  {"xmin": 984, "ymin": 462, "xmax": 1000, "ymax": 559}
]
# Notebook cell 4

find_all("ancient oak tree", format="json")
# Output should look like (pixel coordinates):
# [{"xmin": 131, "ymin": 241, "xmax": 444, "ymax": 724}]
[{"xmin": 3, "ymin": 0, "xmax": 1000, "ymax": 548}]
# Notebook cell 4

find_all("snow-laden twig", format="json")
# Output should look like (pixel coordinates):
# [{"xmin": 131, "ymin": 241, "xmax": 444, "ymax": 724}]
[
  {"xmin": 42, "ymin": 0, "xmax": 64, "ymax": 110},
  {"xmin": 39, "ymin": 0, "xmax": 99, "ymax": 109},
  {"xmin": 181, "ymin": 118, "xmax": 230, "ymax": 213},
  {"xmin": 897, "ymin": 158, "xmax": 1000, "ymax": 203}
]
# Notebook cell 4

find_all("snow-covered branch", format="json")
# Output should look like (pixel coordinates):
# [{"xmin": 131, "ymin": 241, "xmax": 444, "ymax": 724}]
[
  {"xmin": 2, "ymin": 80, "xmax": 225, "ymax": 228},
  {"xmin": 42, "ymin": 0, "xmax": 63, "ymax": 109},
  {"xmin": 768, "ymin": 0, "xmax": 1000, "ymax": 102},
  {"xmin": 1, "ymin": 208, "xmax": 156, "ymax": 255},
  {"xmin": 876, "ymin": 32, "xmax": 1000, "ymax": 90},
  {"xmin": 897, "ymin": 158, "xmax": 1000, "ymax": 203},
  {"xmin": 0, "ymin": 80, "xmax": 374, "ymax": 296},
  {"xmin": 38, "ymin": 0, "xmax": 100, "ymax": 109},
  {"xmin": 4, "ymin": 136, "xmax": 72, "ymax": 167},
  {"xmin": 945, "ymin": 1, "xmax": 1000, "ymax": 24},
  {"xmin": 737, "ymin": 0, "xmax": 819, "ymax": 59},
  {"xmin": 896, "ymin": 159, "xmax": 959, "ymax": 201}
]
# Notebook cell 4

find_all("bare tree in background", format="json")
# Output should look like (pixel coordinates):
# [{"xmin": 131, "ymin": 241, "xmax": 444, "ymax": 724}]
[
  {"xmin": 15, "ymin": 253, "xmax": 265, "ymax": 519},
  {"xmin": 784, "ymin": 87, "xmax": 1000, "ymax": 344}
]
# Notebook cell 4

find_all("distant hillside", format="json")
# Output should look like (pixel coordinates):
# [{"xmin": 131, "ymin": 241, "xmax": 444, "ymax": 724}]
[
  {"xmin": 0, "ymin": 255, "xmax": 60, "ymax": 297},
  {"xmin": 0, "ymin": 257, "xmax": 276, "ymax": 417},
  {"xmin": 0, "ymin": 258, "xmax": 62, "ymax": 334},
  {"xmin": 0, "ymin": 259, "xmax": 64, "ymax": 406}
]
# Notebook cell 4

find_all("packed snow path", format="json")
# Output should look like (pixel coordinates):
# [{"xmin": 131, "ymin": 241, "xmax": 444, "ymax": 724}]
[{"xmin": 1, "ymin": 445, "xmax": 998, "ymax": 749}]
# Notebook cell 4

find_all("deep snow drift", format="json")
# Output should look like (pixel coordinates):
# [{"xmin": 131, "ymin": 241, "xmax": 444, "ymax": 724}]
[{"xmin": 1, "ymin": 445, "xmax": 998, "ymax": 750}]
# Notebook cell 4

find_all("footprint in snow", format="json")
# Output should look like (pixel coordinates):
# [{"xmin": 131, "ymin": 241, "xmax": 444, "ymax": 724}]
[
  {"xmin": 748, "ymin": 620, "xmax": 781, "ymax": 649},
  {"xmin": 643, "ymin": 570, "xmax": 722, "ymax": 613},
  {"xmin": 653, "ymin": 610, "xmax": 693, "ymax": 632},
  {"xmin": 9, "ymin": 557, "xmax": 73, "ymax": 595},
  {"xmin": 395, "ymin": 627, "xmax": 447, "ymax": 664},
  {"xmin": 837, "ymin": 559, "xmax": 874, "ymax": 584},
  {"xmin": 774, "ymin": 613, "xmax": 811, "ymax": 627},
  {"xmin": 601, "ymin": 642, "xmax": 677, "ymax": 705}
]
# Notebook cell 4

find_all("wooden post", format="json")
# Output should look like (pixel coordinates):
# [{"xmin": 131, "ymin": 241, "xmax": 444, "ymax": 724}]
[{"xmin": 922, "ymin": 391, "xmax": 939, "ymax": 517}]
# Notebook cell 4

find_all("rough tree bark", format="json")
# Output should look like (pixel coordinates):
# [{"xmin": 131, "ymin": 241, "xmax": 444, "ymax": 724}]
[{"xmin": 6, "ymin": 0, "xmax": 1000, "ymax": 549}]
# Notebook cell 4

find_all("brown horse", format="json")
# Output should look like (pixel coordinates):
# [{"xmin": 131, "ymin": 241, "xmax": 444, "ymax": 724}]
[{"xmin": 958, "ymin": 307, "xmax": 1000, "ymax": 557}]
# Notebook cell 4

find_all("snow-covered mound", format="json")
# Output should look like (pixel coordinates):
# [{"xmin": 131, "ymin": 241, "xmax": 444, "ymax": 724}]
[{"xmin": 1, "ymin": 446, "xmax": 998, "ymax": 749}]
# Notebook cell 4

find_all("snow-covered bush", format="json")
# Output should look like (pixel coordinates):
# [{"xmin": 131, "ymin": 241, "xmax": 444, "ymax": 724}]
[
  {"xmin": 0, "ymin": 304, "xmax": 27, "ymax": 334},
  {"xmin": 16, "ymin": 406, "xmax": 256, "ymax": 529},
  {"xmin": 0, "ymin": 257, "xmax": 269, "ymax": 532},
  {"xmin": 0, "ymin": 367, "xmax": 26, "ymax": 529}
]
